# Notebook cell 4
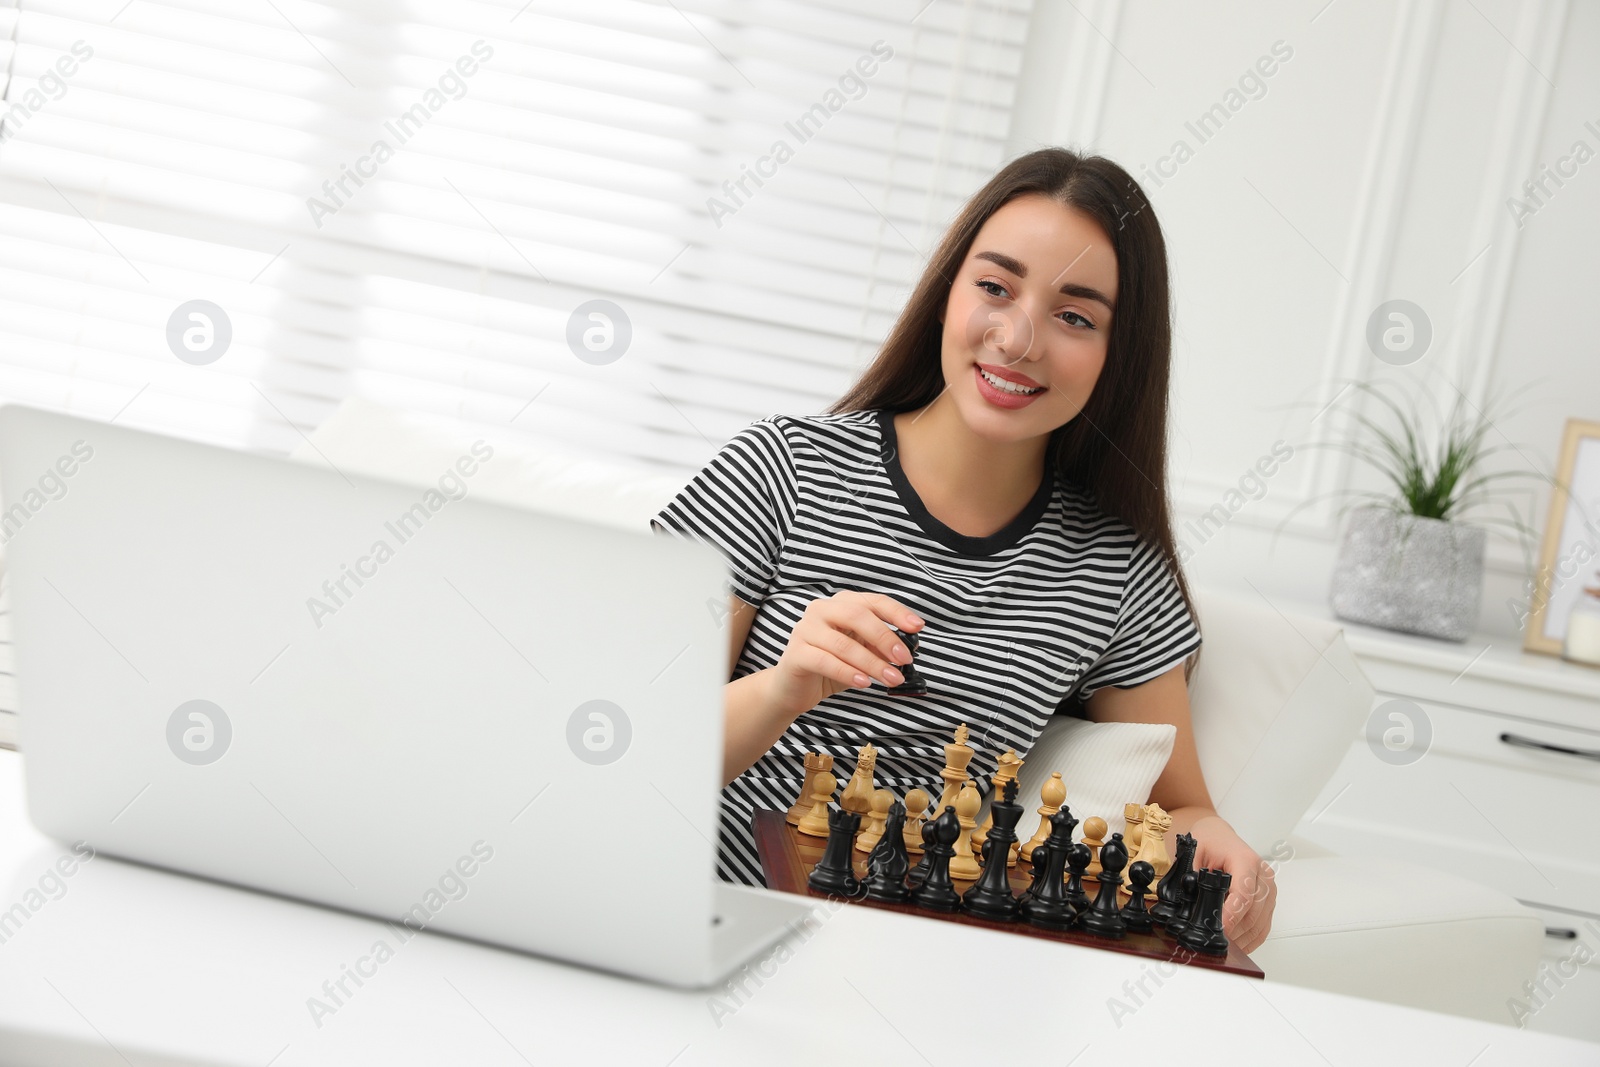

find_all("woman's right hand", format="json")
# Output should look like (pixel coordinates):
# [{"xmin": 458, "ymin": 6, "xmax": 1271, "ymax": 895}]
[{"xmin": 766, "ymin": 590, "xmax": 925, "ymax": 719}]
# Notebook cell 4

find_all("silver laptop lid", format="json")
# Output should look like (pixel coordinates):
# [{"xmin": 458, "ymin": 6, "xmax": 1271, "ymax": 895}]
[{"xmin": 0, "ymin": 403, "xmax": 728, "ymax": 986}]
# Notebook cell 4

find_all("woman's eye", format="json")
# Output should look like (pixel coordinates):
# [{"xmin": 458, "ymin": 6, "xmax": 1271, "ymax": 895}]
[
  {"xmin": 1059, "ymin": 310, "xmax": 1095, "ymax": 329},
  {"xmin": 975, "ymin": 279, "xmax": 1008, "ymax": 298}
]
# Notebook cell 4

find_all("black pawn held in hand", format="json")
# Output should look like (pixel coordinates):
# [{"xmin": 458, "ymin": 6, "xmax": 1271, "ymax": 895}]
[
  {"xmin": 807, "ymin": 807, "xmax": 863, "ymax": 897},
  {"xmin": 884, "ymin": 627, "xmax": 928, "ymax": 696},
  {"xmin": 962, "ymin": 779, "xmax": 1024, "ymax": 922},
  {"xmin": 1151, "ymin": 832, "xmax": 1197, "ymax": 928},
  {"xmin": 1176, "ymin": 868, "xmax": 1233, "ymax": 956},
  {"xmin": 1078, "ymin": 832, "xmax": 1129, "ymax": 939},
  {"xmin": 1119, "ymin": 861, "xmax": 1156, "ymax": 934},
  {"xmin": 907, "ymin": 806, "xmax": 962, "ymax": 913},
  {"xmin": 863, "ymin": 801, "xmax": 912, "ymax": 904},
  {"xmin": 1021, "ymin": 806, "xmax": 1079, "ymax": 931}
]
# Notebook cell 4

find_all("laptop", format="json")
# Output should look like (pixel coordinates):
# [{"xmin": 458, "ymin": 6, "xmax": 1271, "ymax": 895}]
[{"xmin": 0, "ymin": 403, "xmax": 811, "ymax": 988}]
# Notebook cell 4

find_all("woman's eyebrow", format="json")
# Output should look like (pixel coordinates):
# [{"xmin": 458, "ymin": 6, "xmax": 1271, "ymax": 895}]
[
  {"xmin": 975, "ymin": 249, "xmax": 1029, "ymax": 277},
  {"xmin": 973, "ymin": 250, "xmax": 1115, "ymax": 311}
]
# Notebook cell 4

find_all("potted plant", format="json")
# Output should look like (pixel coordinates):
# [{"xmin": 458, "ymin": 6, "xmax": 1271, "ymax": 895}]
[{"xmin": 1311, "ymin": 381, "xmax": 1540, "ymax": 642}]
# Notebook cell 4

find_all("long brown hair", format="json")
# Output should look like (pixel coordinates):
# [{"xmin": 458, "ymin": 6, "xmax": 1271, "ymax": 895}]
[{"xmin": 829, "ymin": 147, "xmax": 1198, "ymax": 670}]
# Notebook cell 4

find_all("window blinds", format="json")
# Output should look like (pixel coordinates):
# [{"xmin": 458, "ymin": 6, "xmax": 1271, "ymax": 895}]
[{"xmin": 0, "ymin": 0, "xmax": 1034, "ymax": 476}]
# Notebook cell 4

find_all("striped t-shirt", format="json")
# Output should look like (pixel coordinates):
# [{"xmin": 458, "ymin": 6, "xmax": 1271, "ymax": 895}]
[{"xmin": 649, "ymin": 408, "xmax": 1201, "ymax": 887}]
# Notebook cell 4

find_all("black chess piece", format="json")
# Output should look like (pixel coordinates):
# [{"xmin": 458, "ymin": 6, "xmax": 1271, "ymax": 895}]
[
  {"xmin": 1176, "ymin": 867, "xmax": 1232, "ymax": 956},
  {"xmin": 1151, "ymin": 832, "xmax": 1197, "ymax": 928},
  {"xmin": 962, "ymin": 779, "xmax": 1024, "ymax": 922},
  {"xmin": 806, "ymin": 807, "xmax": 863, "ymax": 897},
  {"xmin": 1120, "ymin": 860, "xmax": 1156, "ymax": 934},
  {"xmin": 1019, "ymin": 848, "xmax": 1046, "ymax": 904},
  {"xmin": 1164, "ymin": 870, "xmax": 1199, "ymax": 942},
  {"xmin": 906, "ymin": 816, "xmax": 934, "ymax": 887},
  {"xmin": 1077, "ymin": 831, "xmax": 1129, "ymax": 939},
  {"xmin": 1020, "ymin": 807, "xmax": 1078, "ymax": 931},
  {"xmin": 907, "ymin": 806, "xmax": 962, "ymax": 912},
  {"xmin": 1063, "ymin": 842, "xmax": 1093, "ymax": 914},
  {"xmin": 863, "ymin": 800, "xmax": 912, "ymax": 903},
  {"xmin": 1022, "ymin": 801, "xmax": 1078, "ymax": 902},
  {"xmin": 883, "ymin": 627, "xmax": 929, "ymax": 696}
]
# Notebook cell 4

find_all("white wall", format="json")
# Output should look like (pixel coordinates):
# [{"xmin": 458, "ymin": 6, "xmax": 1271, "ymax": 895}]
[{"xmin": 1008, "ymin": 0, "xmax": 1598, "ymax": 640}]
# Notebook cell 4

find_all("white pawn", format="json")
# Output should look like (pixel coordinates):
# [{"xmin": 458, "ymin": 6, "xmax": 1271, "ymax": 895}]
[
  {"xmin": 855, "ymin": 789, "xmax": 895, "ymax": 853},
  {"xmin": 796, "ymin": 771, "xmax": 838, "ymax": 839},
  {"xmin": 902, "ymin": 787, "xmax": 931, "ymax": 854}
]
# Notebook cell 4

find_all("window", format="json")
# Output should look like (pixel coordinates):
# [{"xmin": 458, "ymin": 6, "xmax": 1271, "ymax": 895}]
[{"xmin": 0, "ymin": 0, "xmax": 1032, "ymax": 478}]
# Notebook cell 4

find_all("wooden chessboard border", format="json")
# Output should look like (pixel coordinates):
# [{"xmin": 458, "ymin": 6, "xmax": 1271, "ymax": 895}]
[{"xmin": 752, "ymin": 809, "xmax": 1264, "ymax": 979}]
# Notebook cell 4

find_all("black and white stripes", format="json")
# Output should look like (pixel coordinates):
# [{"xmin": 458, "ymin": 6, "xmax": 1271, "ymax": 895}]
[{"xmin": 651, "ymin": 409, "xmax": 1200, "ymax": 887}]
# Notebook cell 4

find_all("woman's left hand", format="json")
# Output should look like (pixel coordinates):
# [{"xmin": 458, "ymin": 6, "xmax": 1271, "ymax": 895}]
[{"xmin": 1188, "ymin": 815, "xmax": 1277, "ymax": 953}]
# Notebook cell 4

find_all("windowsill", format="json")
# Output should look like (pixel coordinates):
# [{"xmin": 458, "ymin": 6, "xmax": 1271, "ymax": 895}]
[{"xmin": 1272, "ymin": 594, "xmax": 1600, "ymax": 704}]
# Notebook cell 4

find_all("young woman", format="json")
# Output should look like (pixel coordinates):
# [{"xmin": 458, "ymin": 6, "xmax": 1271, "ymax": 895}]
[{"xmin": 650, "ymin": 148, "xmax": 1276, "ymax": 952}]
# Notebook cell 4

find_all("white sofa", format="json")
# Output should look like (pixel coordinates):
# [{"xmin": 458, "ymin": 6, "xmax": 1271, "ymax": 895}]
[{"xmin": 292, "ymin": 398, "xmax": 1545, "ymax": 1024}]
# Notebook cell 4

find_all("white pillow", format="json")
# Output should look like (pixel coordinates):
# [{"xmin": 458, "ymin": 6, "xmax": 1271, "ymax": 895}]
[{"xmin": 1003, "ymin": 718, "xmax": 1177, "ymax": 846}]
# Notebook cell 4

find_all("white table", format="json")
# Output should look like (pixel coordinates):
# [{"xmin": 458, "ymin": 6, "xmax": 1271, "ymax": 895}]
[{"xmin": 0, "ymin": 752, "xmax": 1591, "ymax": 1066}]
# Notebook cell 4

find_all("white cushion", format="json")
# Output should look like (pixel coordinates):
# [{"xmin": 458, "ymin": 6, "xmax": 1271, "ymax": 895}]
[
  {"xmin": 289, "ymin": 397, "xmax": 683, "ymax": 531},
  {"xmin": 1009, "ymin": 718, "xmax": 1177, "ymax": 845},
  {"xmin": 1187, "ymin": 589, "xmax": 1375, "ymax": 855}
]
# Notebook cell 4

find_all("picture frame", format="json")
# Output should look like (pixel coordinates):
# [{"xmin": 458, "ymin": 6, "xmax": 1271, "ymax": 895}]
[{"xmin": 1524, "ymin": 418, "xmax": 1600, "ymax": 655}]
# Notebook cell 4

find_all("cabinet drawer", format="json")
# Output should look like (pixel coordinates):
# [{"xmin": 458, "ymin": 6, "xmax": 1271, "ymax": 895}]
[
  {"xmin": 1418, "ymin": 701, "xmax": 1600, "ymax": 784},
  {"xmin": 1513, "ymin": 903, "xmax": 1600, "ymax": 1044},
  {"xmin": 1294, "ymin": 695, "xmax": 1600, "ymax": 916}
]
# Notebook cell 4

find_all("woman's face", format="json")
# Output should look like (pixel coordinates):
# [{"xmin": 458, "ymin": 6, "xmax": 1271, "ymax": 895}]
[{"xmin": 938, "ymin": 194, "xmax": 1118, "ymax": 445}]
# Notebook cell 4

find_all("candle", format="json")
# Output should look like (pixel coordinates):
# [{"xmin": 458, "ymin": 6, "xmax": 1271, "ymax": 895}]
[{"xmin": 1562, "ymin": 585, "xmax": 1600, "ymax": 668}]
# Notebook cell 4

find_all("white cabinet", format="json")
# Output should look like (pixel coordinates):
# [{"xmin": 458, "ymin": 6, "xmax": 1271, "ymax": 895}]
[{"xmin": 1293, "ymin": 613, "xmax": 1600, "ymax": 1043}]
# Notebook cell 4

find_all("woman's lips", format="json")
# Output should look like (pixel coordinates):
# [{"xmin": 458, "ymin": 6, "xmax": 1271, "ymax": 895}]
[
  {"xmin": 974, "ymin": 364, "xmax": 1046, "ymax": 409},
  {"xmin": 977, "ymin": 362, "xmax": 1042, "ymax": 388}
]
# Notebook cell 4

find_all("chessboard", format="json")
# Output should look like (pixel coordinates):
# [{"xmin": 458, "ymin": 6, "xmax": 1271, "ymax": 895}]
[{"xmin": 752, "ymin": 809, "xmax": 1264, "ymax": 979}]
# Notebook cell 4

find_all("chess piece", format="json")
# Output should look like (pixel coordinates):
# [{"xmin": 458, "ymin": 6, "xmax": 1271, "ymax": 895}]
[
  {"xmin": 1019, "ymin": 772, "xmax": 1066, "ymax": 864},
  {"xmin": 1020, "ymin": 807, "xmax": 1079, "ymax": 931},
  {"xmin": 884, "ymin": 627, "xmax": 929, "ymax": 696},
  {"xmin": 787, "ymin": 752, "xmax": 833, "ymax": 826},
  {"xmin": 949, "ymin": 781, "xmax": 983, "ymax": 881},
  {"xmin": 902, "ymin": 787, "xmax": 931, "ymax": 854},
  {"xmin": 1064, "ymin": 842, "xmax": 1093, "ymax": 914},
  {"xmin": 1078, "ymin": 832, "xmax": 1129, "ymax": 939},
  {"xmin": 1151, "ymin": 832, "xmax": 1197, "ymax": 927},
  {"xmin": 934, "ymin": 724, "xmax": 975, "ymax": 817},
  {"xmin": 1121, "ymin": 803, "xmax": 1145, "ymax": 885},
  {"xmin": 1130, "ymin": 803, "xmax": 1173, "ymax": 888},
  {"xmin": 1043, "ymin": 801, "xmax": 1079, "ymax": 894},
  {"xmin": 863, "ymin": 801, "xmax": 912, "ymax": 903},
  {"xmin": 855, "ymin": 789, "xmax": 895, "ymax": 853},
  {"xmin": 839, "ymin": 743, "xmax": 878, "ymax": 815},
  {"xmin": 1124, "ymin": 801, "xmax": 1145, "ymax": 850},
  {"xmin": 907, "ymin": 806, "xmax": 962, "ymax": 912},
  {"xmin": 806, "ymin": 807, "xmax": 863, "ymax": 897},
  {"xmin": 1082, "ymin": 816, "xmax": 1108, "ymax": 878},
  {"xmin": 1164, "ymin": 870, "xmax": 1200, "ymax": 942},
  {"xmin": 963, "ymin": 779, "xmax": 1024, "ymax": 922},
  {"xmin": 1176, "ymin": 868, "xmax": 1232, "ymax": 956},
  {"xmin": 970, "ymin": 748, "xmax": 1024, "ymax": 866},
  {"xmin": 1120, "ymin": 861, "xmax": 1156, "ymax": 934},
  {"xmin": 907, "ymin": 810, "xmax": 940, "ymax": 886},
  {"xmin": 795, "ymin": 771, "xmax": 838, "ymax": 838}
]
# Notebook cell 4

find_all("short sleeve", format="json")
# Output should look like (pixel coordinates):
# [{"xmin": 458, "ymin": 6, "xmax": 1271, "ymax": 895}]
[
  {"xmin": 649, "ymin": 418, "xmax": 797, "ymax": 608},
  {"xmin": 1073, "ymin": 535, "xmax": 1201, "ymax": 698}
]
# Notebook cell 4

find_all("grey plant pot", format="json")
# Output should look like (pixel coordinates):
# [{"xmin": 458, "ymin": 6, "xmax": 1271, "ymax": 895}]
[{"xmin": 1329, "ymin": 506, "xmax": 1486, "ymax": 642}]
